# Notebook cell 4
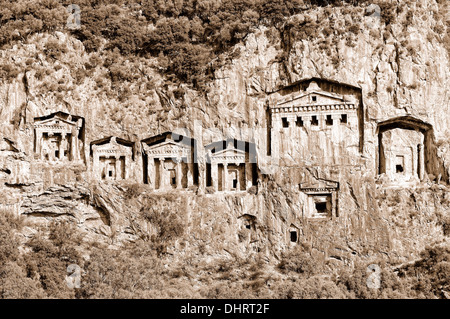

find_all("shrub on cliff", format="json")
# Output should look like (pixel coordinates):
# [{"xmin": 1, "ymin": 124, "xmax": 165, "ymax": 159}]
[
  {"xmin": 140, "ymin": 196, "xmax": 186, "ymax": 255},
  {"xmin": 277, "ymin": 246, "xmax": 320, "ymax": 275},
  {"xmin": 0, "ymin": 210, "xmax": 23, "ymax": 264}
]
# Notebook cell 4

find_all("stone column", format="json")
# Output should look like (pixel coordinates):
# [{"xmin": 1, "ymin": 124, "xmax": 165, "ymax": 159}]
[
  {"xmin": 287, "ymin": 116, "xmax": 295, "ymax": 131},
  {"xmin": 387, "ymin": 151, "xmax": 393, "ymax": 177},
  {"xmin": 176, "ymin": 158, "xmax": 182, "ymax": 189},
  {"xmin": 159, "ymin": 158, "xmax": 165, "ymax": 189},
  {"xmin": 71, "ymin": 132, "xmax": 77, "ymax": 161},
  {"xmin": 235, "ymin": 164, "xmax": 240, "ymax": 191},
  {"xmin": 187, "ymin": 158, "xmax": 194, "ymax": 187},
  {"xmin": 271, "ymin": 112, "xmax": 280, "ymax": 162},
  {"xmin": 348, "ymin": 110, "xmax": 358, "ymax": 127},
  {"xmin": 223, "ymin": 163, "xmax": 228, "ymax": 191},
  {"xmin": 418, "ymin": 144, "xmax": 425, "ymax": 180},
  {"xmin": 60, "ymin": 133, "xmax": 66, "ymax": 160},
  {"xmin": 303, "ymin": 115, "xmax": 312, "ymax": 129},
  {"xmin": 332, "ymin": 191, "xmax": 338, "ymax": 218},
  {"xmin": 126, "ymin": 155, "xmax": 131, "ymax": 180},
  {"xmin": 35, "ymin": 128, "xmax": 41, "ymax": 157},
  {"xmin": 242, "ymin": 162, "xmax": 247, "ymax": 190},
  {"xmin": 331, "ymin": 114, "xmax": 340, "ymax": 126},
  {"xmin": 93, "ymin": 150, "xmax": 100, "ymax": 180},
  {"xmin": 319, "ymin": 114, "xmax": 327, "ymax": 130},
  {"xmin": 212, "ymin": 162, "xmax": 218, "ymax": 191},
  {"xmin": 245, "ymin": 161, "xmax": 253, "ymax": 189},
  {"xmin": 147, "ymin": 156, "xmax": 155, "ymax": 189},
  {"xmin": 114, "ymin": 155, "xmax": 122, "ymax": 180}
]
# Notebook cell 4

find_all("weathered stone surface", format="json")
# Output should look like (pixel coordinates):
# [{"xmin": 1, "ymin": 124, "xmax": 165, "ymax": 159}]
[{"xmin": 0, "ymin": 2, "xmax": 448, "ymax": 267}]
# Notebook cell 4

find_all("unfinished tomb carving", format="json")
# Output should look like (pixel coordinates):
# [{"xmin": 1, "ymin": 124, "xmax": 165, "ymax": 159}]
[
  {"xmin": 377, "ymin": 116, "xmax": 433, "ymax": 182},
  {"xmin": 0, "ymin": 137, "xmax": 29, "ymax": 185},
  {"xmin": 34, "ymin": 112, "xmax": 84, "ymax": 163},
  {"xmin": 205, "ymin": 139, "xmax": 258, "ymax": 192},
  {"xmin": 142, "ymin": 132, "xmax": 197, "ymax": 190},
  {"xmin": 268, "ymin": 79, "xmax": 363, "ymax": 166},
  {"xmin": 91, "ymin": 137, "xmax": 133, "ymax": 181},
  {"xmin": 300, "ymin": 179, "xmax": 339, "ymax": 219}
]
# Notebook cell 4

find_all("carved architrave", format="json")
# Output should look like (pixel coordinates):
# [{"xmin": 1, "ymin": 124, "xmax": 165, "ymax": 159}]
[
  {"xmin": 93, "ymin": 139, "xmax": 132, "ymax": 158},
  {"xmin": 271, "ymin": 82, "xmax": 358, "ymax": 115},
  {"xmin": 34, "ymin": 117, "xmax": 78, "ymax": 134},
  {"xmin": 300, "ymin": 178, "xmax": 339, "ymax": 219},
  {"xmin": 143, "ymin": 141, "xmax": 190, "ymax": 159},
  {"xmin": 208, "ymin": 148, "xmax": 246, "ymax": 164},
  {"xmin": 300, "ymin": 179, "xmax": 339, "ymax": 194}
]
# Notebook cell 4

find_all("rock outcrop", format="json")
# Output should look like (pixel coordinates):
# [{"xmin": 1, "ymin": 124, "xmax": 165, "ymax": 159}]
[{"xmin": 0, "ymin": 1, "xmax": 449, "ymax": 267}]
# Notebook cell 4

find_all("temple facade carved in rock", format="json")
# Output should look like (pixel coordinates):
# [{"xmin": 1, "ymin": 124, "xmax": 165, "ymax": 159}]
[
  {"xmin": 142, "ymin": 132, "xmax": 197, "ymax": 190},
  {"xmin": 376, "ymin": 116, "xmax": 434, "ymax": 183},
  {"xmin": 268, "ymin": 78, "xmax": 363, "ymax": 167},
  {"xmin": 12, "ymin": 77, "xmax": 445, "ymax": 228},
  {"xmin": 205, "ymin": 138, "xmax": 258, "ymax": 192},
  {"xmin": 33, "ymin": 112, "xmax": 84, "ymax": 163},
  {"xmin": 91, "ymin": 136, "xmax": 134, "ymax": 181},
  {"xmin": 299, "ymin": 178, "xmax": 339, "ymax": 219}
]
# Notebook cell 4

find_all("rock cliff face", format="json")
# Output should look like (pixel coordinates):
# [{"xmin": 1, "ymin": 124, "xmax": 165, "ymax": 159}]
[{"xmin": 0, "ymin": 1, "xmax": 449, "ymax": 266}]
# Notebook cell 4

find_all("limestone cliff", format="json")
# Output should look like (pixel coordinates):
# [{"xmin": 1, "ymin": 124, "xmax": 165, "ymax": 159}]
[{"xmin": 0, "ymin": 0, "xmax": 449, "ymax": 270}]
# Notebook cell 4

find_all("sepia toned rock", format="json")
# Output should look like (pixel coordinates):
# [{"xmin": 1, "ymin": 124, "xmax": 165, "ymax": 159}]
[{"xmin": 0, "ymin": 2, "xmax": 448, "ymax": 274}]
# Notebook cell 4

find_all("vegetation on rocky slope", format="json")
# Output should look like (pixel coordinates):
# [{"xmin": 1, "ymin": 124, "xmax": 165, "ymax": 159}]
[
  {"xmin": 1, "ymin": 0, "xmax": 448, "ymax": 90},
  {"xmin": 0, "ymin": 0, "xmax": 449, "ymax": 299},
  {"xmin": 1, "ymin": 182, "xmax": 449, "ymax": 299}
]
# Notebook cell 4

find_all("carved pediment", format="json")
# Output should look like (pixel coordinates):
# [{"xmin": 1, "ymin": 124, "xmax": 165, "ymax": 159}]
[
  {"xmin": 34, "ymin": 117, "xmax": 77, "ymax": 130},
  {"xmin": 144, "ymin": 141, "xmax": 190, "ymax": 157},
  {"xmin": 277, "ymin": 90, "xmax": 346, "ymax": 107},
  {"xmin": 300, "ymin": 178, "xmax": 339, "ymax": 193},
  {"xmin": 209, "ymin": 148, "xmax": 246, "ymax": 163},
  {"xmin": 93, "ymin": 138, "xmax": 132, "ymax": 156}
]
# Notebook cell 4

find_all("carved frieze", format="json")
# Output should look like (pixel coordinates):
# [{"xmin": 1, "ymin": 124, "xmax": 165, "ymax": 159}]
[{"xmin": 144, "ymin": 142, "xmax": 190, "ymax": 158}]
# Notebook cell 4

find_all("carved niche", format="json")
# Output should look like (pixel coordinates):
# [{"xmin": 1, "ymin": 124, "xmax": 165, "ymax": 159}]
[
  {"xmin": 91, "ymin": 137, "xmax": 133, "ymax": 181},
  {"xmin": 268, "ymin": 78, "xmax": 363, "ymax": 166},
  {"xmin": 141, "ymin": 132, "xmax": 197, "ymax": 190},
  {"xmin": 205, "ymin": 139, "xmax": 258, "ymax": 192},
  {"xmin": 300, "ymin": 178, "xmax": 339, "ymax": 219},
  {"xmin": 33, "ymin": 112, "xmax": 84, "ymax": 164}
]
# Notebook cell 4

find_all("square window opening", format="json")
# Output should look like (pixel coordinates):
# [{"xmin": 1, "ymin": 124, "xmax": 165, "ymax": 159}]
[
  {"xmin": 311, "ymin": 115, "xmax": 319, "ymax": 126},
  {"xmin": 282, "ymin": 117, "xmax": 289, "ymax": 128},
  {"xmin": 312, "ymin": 96, "xmax": 317, "ymax": 102},
  {"xmin": 341, "ymin": 114, "xmax": 348, "ymax": 123},
  {"xmin": 315, "ymin": 202, "xmax": 328, "ymax": 214},
  {"xmin": 296, "ymin": 117, "xmax": 304, "ymax": 127},
  {"xmin": 326, "ymin": 114, "xmax": 333, "ymax": 126},
  {"xmin": 396, "ymin": 165, "xmax": 404, "ymax": 173}
]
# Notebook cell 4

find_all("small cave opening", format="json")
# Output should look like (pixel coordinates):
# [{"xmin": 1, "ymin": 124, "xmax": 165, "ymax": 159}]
[{"xmin": 290, "ymin": 230, "xmax": 298, "ymax": 242}]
